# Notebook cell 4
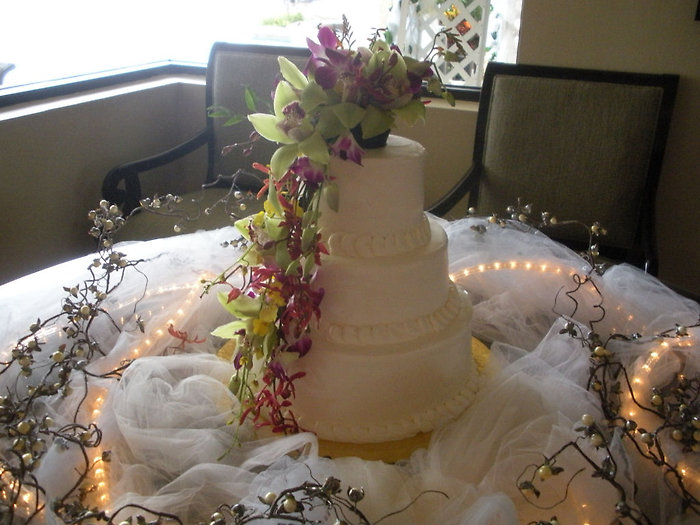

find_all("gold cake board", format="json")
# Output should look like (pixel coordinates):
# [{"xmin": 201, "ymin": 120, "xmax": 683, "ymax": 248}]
[{"xmin": 318, "ymin": 337, "xmax": 490, "ymax": 462}]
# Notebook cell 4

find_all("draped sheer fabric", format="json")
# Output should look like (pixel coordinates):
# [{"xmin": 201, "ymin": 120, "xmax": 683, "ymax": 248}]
[{"xmin": 1, "ymin": 219, "xmax": 698, "ymax": 524}]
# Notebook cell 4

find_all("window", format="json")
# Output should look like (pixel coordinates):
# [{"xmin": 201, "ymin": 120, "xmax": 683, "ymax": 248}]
[
  {"xmin": 0, "ymin": 0, "xmax": 519, "ymax": 91},
  {"xmin": 392, "ymin": 0, "xmax": 521, "ymax": 87}
]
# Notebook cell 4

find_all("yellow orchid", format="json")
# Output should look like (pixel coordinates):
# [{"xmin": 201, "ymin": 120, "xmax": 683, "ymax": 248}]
[
  {"xmin": 252, "ymin": 318, "xmax": 270, "ymax": 336},
  {"xmin": 258, "ymin": 303, "xmax": 278, "ymax": 323}
]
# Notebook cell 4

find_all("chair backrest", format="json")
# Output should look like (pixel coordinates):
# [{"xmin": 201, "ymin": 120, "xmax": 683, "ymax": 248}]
[
  {"xmin": 433, "ymin": 62, "xmax": 678, "ymax": 273},
  {"xmin": 204, "ymin": 43, "xmax": 310, "ymax": 184}
]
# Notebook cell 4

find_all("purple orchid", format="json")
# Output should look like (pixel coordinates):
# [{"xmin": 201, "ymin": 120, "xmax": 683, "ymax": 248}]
[
  {"xmin": 307, "ymin": 27, "xmax": 363, "ymax": 97},
  {"xmin": 290, "ymin": 156, "xmax": 325, "ymax": 185},
  {"xmin": 306, "ymin": 26, "xmax": 341, "ymax": 64},
  {"xmin": 279, "ymin": 101, "xmax": 310, "ymax": 142},
  {"xmin": 233, "ymin": 351, "xmax": 245, "ymax": 370},
  {"xmin": 286, "ymin": 335, "xmax": 312, "ymax": 357},
  {"xmin": 330, "ymin": 133, "xmax": 364, "ymax": 165}
]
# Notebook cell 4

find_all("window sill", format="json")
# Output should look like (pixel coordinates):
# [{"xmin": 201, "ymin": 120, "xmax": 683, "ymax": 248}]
[{"xmin": 0, "ymin": 61, "xmax": 206, "ymax": 109}]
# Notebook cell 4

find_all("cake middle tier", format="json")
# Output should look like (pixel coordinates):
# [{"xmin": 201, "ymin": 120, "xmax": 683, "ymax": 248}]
[{"xmin": 314, "ymin": 218, "xmax": 451, "ymax": 327}]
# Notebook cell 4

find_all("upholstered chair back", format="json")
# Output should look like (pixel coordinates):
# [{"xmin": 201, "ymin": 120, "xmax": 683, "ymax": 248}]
[
  {"xmin": 429, "ymin": 62, "xmax": 678, "ymax": 273},
  {"xmin": 205, "ymin": 43, "xmax": 310, "ymax": 184},
  {"xmin": 480, "ymin": 75, "xmax": 662, "ymax": 249}
]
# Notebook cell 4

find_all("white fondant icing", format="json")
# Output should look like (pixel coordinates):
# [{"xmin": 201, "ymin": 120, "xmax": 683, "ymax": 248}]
[
  {"xmin": 326, "ymin": 214, "xmax": 431, "ymax": 258},
  {"xmin": 291, "ymin": 289, "xmax": 475, "ymax": 443},
  {"xmin": 319, "ymin": 135, "xmax": 426, "ymax": 239},
  {"xmin": 321, "ymin": 283, "xmax": 463, "ymax": 346},
  {"xmin": 299, "ymin": 373, "xmax": 480, "ymax": 443},
  {"xmin": 314, "ymin": 219, "xmax": 451, "ymax": 326},
  {"xmin": 295, "ymin": 135, "xmax": 476, "ymax": 444}
]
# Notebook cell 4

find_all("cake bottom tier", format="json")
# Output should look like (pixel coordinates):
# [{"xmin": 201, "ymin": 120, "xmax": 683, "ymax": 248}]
[
  {"xmin": 289, "ymin": 288, "xmax": 476, "ymax": 444},
  {"xmin": 316, "ymin": 338, "xmax": 491, "ymax": 461}
]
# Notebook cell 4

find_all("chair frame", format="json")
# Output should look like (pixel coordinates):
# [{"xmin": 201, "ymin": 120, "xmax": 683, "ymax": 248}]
[
  {"xmin": 102, "ymin": 42, "xmax": 309, "ymax": 215},
  {"xmin": 428, "ymin": 62, "xmax": 678, "ymax": 274}
]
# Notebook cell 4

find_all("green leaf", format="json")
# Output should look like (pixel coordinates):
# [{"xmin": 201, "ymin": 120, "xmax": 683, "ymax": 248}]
[
  {"xmin": 266, "ymin": 182, "xmax": 284, "ymax": 215},
  {"xmin": 263, "ymin": 329, "xmax": 278, "ymax": 355},
  {"xmin": 207, "ymin": 105, "xmax": 232, "ymax": 118},
  {"xmin": 443, "ymin": 50, "xmax": 461, "ymax": 62},
  {"xmin": 324, "ymin": 182, "xmax": 339, "ymax": 212},
  {"xmin": 224, "ymin": 114, "xmax": 246, "ymax": 127},
  {"xmin": 298, "ymin": 131, "xmax": 330, "ymax": 165},
  {"xmin": 301, "ymin": 225, "xmax": 317, "ymax": 252},
  {"xmin": 383, "ymin": 28, "xmax": 394, "ymax": 44},
  {"xmin": 264, "ymin": 215, "xmax": 288, "ymax": 241},
  {"xmin": 393, "ymin": 99, "xmax": 426, "ymax": 126},
  {"xmin": 234, "ymin": 216, "xmax": 251, "ymax": 239},
  {"xmin": 300, "ymin": 81, "xmax": 328, "ymax": 112},
  {"xmin": 286, "ymin": 259, "xmax": 301, "ymax": 275},
  {"xmin": 212, "ymin": 319, "xmax": 249, "ymax": 339},
  {"xmin": 217, "ymin": 291, "xmax": 262, "ymax": 318},
  {"xmin": 442, "ymin": 90, "xmax": 456, "ymax": 107},
  {"xmin": 244, "ymin": 87, "xmax": 258, "ymax": 112},
  {"xmin": 270, "ymin": 144, "xmax": 300, "ymax": 177},
  {"xmin": 426, "ymin": 77, "xmax": 443, "ymax": 96},
  {"xmin": 301, "ymin": 208, "xmax": 318, "ymax": 229},
  {"xmin": 248, "ymin": 113, "xmax": 292, "ymax": 144},
  {"xmin": 278, "ymin": 56, "xmax": 308, "ymax": 90},
  {"xmin": 316, "ymin": 106, "xmax": 346, "ymax": 139},
  {"xmin": 331, "ymin": 103, "xmax": 366, "ymax": 129},
  {"xmin": 360, "ymin": 105, "xmax": 394, "ymax": 139},
  {"xmin": 275, "ymin": 240, "xmax": 292, "ymax": 269},
  {"xmin": 303, "ymin": 254, "xmax": 317, "ymax": 277}
]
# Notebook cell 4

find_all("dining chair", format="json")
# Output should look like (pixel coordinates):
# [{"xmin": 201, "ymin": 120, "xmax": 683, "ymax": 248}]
[
  {"xmin": 427, "ymin": 62, "xmax": 679, "ymax": 275},
  {"xmin": 102, "ymin": 42, "xmax": 310, "ymax": 237}
]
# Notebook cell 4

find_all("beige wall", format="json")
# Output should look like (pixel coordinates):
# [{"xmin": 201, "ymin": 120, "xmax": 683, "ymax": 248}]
[
  {"xmin": 1, "ymin": 0, "xmax": 698, "ymax": 296},
  {"xmin": 0, "ymin": 77, "xmax": 206, "ymax": 284},
  {"xmin": 397, "ymin": 99, "xmax": 478, "ymax": 209},
  {"xmin": 517, "ymin": 0, "xmax": 700, "ymax": 294}
]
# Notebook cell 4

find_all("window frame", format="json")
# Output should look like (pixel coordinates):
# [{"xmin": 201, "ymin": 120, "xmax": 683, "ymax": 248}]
[
  {"xmin": 0, "ymin": 53, "xmax": 481, "ymax": 110},
  {"xmin": 0, "ymin": 61, "xmax": 206, "ymax": 109}
]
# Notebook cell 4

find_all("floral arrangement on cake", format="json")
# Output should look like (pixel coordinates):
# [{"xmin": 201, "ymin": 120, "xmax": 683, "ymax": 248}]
[{"xmin": 208, "ymin": 19, "xmax": 463, "ymax": 434}]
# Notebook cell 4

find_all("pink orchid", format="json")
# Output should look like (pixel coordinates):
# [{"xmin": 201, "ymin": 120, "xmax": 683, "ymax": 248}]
[
  {"xmin": 290, "ymin": 156, "xmax": 325, "ymax": 185},
  {"xmin": 286, "ymin": 335, "xmax": 312, "ymax": 357},
  {"xmin": 330, "ymin": 133, "xmax": 364, "ymax": 165}
]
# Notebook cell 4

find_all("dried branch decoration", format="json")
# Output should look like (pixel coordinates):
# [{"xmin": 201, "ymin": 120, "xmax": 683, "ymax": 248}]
[
  {"xmin": 478, "ymin": 202, "xmax": 700, "ymax": 523},
  {"xmin": 202, "ymin": 469, "xmax": 446, "ymax": 525}
]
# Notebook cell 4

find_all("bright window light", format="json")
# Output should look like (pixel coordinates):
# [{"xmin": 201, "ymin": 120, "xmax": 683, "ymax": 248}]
[
  {"xmin": 1, "ymin": 0, "xmax": 519, "ymax": 90},
  {"xmin": 0, "ymin": 0, "xmax": 391, "ymax": 88}
]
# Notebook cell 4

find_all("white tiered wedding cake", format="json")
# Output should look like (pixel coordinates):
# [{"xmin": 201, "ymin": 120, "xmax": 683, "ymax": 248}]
[{"xmin": 289, "ymin": 135, "xmax": 477, "ymax": 445}]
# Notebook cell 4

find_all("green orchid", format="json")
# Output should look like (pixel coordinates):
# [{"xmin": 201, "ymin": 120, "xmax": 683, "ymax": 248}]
[{"xmin": 248, "ymin": 58, "xmax": 330, "ymax": 177}]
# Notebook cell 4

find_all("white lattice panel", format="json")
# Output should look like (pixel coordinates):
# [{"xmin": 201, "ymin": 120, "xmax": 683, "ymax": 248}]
[{"xmin": 392, "ymin": 0, "xmax": 495, "ymax": 87}]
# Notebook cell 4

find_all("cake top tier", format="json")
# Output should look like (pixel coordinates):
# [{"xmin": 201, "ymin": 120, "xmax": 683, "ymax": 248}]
[
  {"xmin": 361, "ymin": 134, "xmax": 426, "ymax": 159},
  {"xmin": 319, "ymin": 135, "xmax": 427, "ymax": 250}
]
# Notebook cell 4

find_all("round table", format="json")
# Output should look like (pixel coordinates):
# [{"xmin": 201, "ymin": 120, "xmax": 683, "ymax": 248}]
[{"xmin": 1, "ymin": 218, "xmax": 698, "ymax": 525}]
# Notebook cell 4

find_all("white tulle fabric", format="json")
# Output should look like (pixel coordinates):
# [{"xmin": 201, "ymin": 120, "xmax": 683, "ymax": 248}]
[{"xmin": 1, "ymin": 219, "xmax": 699, "ymax": 524}]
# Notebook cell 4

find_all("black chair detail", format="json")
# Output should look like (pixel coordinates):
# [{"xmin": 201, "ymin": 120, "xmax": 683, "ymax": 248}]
[{"xmin": 102, "ymin": 42, "xmax": 310, "ymax": 217}]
